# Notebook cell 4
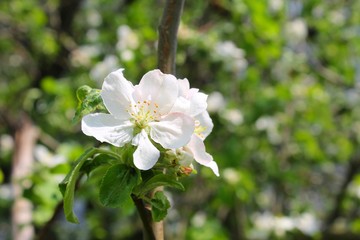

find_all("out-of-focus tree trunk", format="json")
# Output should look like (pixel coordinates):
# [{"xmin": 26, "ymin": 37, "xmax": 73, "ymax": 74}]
[{"xmin": 11, "ymin": 115, "xmax": 38, "ymax": 240}]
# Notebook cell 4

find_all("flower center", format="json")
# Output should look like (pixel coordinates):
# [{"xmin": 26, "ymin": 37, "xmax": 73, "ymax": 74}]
[
  {"xmin": 194, "ymin": 120, "xmax": 207, "ymax": 138},
  {"xmin": 128, "ymin": 100, "xmax": 161, "ymax": 130}
]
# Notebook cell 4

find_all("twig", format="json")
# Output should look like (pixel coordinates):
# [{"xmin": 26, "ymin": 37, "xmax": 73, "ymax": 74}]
[
  {"xmin": 157, "ymin": 0, "xmax": 185, "ymax": 74},
  {"xmin": 144, "ymin": 1, "xmax": 185, "ymax": 239},
  {"xmin": 322, "ymin": 150, "xmax": 360, "ymax": 233},
  {"xmin": 132, "ymin": 195, "xmax": 156, "ymax": 240},
  {"xmin": 37, "ymin": 201, "xmax": 64, "ymax": 240}
]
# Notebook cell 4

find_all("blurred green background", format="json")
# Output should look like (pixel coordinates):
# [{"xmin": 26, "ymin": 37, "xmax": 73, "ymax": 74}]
[{"xmin": 1, "ymin": 0, "xmax": 360, "ymax": 239}]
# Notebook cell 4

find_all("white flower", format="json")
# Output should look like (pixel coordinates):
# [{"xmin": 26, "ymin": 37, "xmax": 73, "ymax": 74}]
[
  {"xmin": 207, "ymin": 91, "xmax": 226, "ymax": 113},
  {"xmin": 213, "ymin": 41, "xmax": 248, "ymax": 74},
  {"xmin": 285, "ymin": 19, "xmax": 308, "ymax": 44},
  {"xmin": 116, "ymin": 25, "xmax": 139, "ymax": 61},
  {"xmin": 222, "ymin": 108, "xmax": 244, "ymax": 126},
  {"xmin": 171, "ymin": 78, "xmax": 219, "ymax": 176},
  {"xmin": 90, "ymin": 55, "xmax": 119, "ymax": 86},
  {"xmin": 34, "ymin": 145, "xmax": 66, "ymax": 167},
  {"xmin": 82, "ymin": 69, "xmax": 195, "ymax": 170}
]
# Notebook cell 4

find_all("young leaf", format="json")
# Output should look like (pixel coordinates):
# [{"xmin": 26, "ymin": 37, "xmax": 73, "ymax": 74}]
[
  {"xmin": 150, "ymin": 191, "xmax": 170, "ymax": 222},
  {"xmin": 80, "ymin": 153, "xmax": 117, "ymax": 175},
  {"xmin": 133, "ymin": 173, "xmax": 185, "ymax": 196},
  {"xmin": 60, "ymin": 148, "xmax": 95, "ymax": 223},
  {"xmin": 72, "ymin": 85, "xmax": 107, "ymax": 123},
  {"xmin": 99, "ymin": 164, "xmax": 140, "ymax": 208}
]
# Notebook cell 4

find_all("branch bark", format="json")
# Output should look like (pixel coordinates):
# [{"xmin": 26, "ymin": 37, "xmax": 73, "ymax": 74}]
[
  {"xmin": 157, "ymin": 0, "xmax": 185, "ymax": 74},
  {"xmin": 322, "ymin": 150, "xmax": 360, "ymax": 234},
  {"xmin": 132, "ymin": 195, "xmax": 156, "ymax": 240},
  {"xmin": 133, "ymin": 1, "xmax": 185, "ymax": 239},
  {"xmin": 11, "ymin": 115, "xmax": 39, "ymax": 240}
]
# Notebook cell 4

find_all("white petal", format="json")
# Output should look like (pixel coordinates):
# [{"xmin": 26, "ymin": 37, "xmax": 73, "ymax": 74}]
[
  {"xmin": 186, "ymin": 135, "xmax": 219, "ymax": 176},
  {"xmin": 132, "ymin": 130, "xmax": 160, "ymax": 170},
  {"xmin": 101, "ymin": 68, "xmax": 134, "ymax": 119},
  {"xmin": 174, "ymin": 79, "xmax": 207, "ymax": 117},
  {"xmin": 196, "ymin": 111, "xmax": 213, "ymax": 139},
  {"xmin": 170, "ymin": 96, "xmax": 191, "ymax": 114},
  {"xmin": 202, "ymin": 160, "xmax": 219, "ymax": 177},
  {"xmin": 133, "ymin": 69, "xmax": 178, "ymax": 114},
  {"xmin": 149, "ymin": 112, "xmax": 195, "ymax": 149},
  {"xmin": 177, "ymin": 78, "xmax": 190, "ymax": 97},
  {"xmin": 189, "ymin": 92, "xmax": 208, "ymax": 117},
  {"xmin": 82, "ymin": 113, "xmax": 133, "ymax": 147}
]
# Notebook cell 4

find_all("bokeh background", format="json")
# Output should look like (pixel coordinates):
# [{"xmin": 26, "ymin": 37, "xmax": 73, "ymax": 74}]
[{"xmin": 1, "ymin": 0, "xmax": 360, "ymax": 239}]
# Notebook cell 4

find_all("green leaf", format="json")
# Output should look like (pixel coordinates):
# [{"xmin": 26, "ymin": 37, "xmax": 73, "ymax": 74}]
[
  {"xmin": 150, "ymin": 191, "xmax": 170, "ymax": 222},
  {"xmin": 133, "ymin": 173, "xmax": 185, "ymax": 196},
  {"xmin": 72, "ymin": 85, "xmax": 107, "ymax": 123},
  {"xmin": 99, "ymin": 164, "xmax": 140, "ymax": 208},
  {"xmin": 59, "ymin": 147, "xmax": 120, "ymax": 223},
  {"xmin": 59, "ymin": 148, "xmax": 95, "ymax": 223},
  {"xmin": 80, "ymin": 153, "xmax": 117, "ymax": 175}
]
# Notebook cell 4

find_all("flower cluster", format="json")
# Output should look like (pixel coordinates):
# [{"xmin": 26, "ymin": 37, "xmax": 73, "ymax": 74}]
[{"xmin": 82, "ymin": 69, "xmax": 219, "ymax": 176}]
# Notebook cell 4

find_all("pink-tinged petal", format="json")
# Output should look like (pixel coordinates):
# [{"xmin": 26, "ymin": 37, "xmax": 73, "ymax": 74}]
[
  {"xmin": 82, "ymin": 113, "xmax": 133, "ymax": 147},
  {"xmin": 189, "ymin": 92, "xmax": 208, "ymax": 117},
  {"xmin": 132, "ymin": 130, "xmax": 160, "ymax": 170},
  {"xmin": 196, "ymin": 111, "xmax": 213, "ymax": 139},
  {"xmin": 101, "ymin": 69, "xmax": 134, "ymax": 119},
  {"xmin": 177, "ymin": 78, "xmax": 190, "ymax": 97},
  {"xmin": 149, "ymin": 112, "xmax": 195, "ymax": 149},
  {"xmin": 170, "ymin": 96, "xmax": 191, "ymax": 114},
  {"xmin": 202, "ymin": 160, "xmax": 219, "ymax": 177},
  {"xmin": 133, "ymin": 70, "xmax": 178, "ymax": 114},
  {"xmin": 186, "ymin": 135, "xmax": 219, "ymax": 176}
]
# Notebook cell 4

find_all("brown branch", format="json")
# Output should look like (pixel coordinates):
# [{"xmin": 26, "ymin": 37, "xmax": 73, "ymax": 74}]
[
  {"xmin": 132, "ymin": 195, "xmax": 156, "ymax": 240},
  {"xmin": 11, "ymin": 115, "xmax": 39, "ymax": 240},
  {"xmin": 157, "ymin": 0, "xmax": 185, "ymax": 74},
  {"xmin": 36, "ymin": 201, "xmax": 64, "ymax": 240},
  {"xmin": 130, "ymin": 1, "xmax": 186, "ymax": 239},
  {"xmin": 322, "ymin": 151, "xmax": 360, "ymax": 233}
]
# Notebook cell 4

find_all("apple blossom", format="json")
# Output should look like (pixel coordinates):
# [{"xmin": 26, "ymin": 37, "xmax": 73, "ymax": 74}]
[
  {"xmin": 172, "ymin": 78, "xmax": 219, "ymax": 176},
  {"xmin": 81, "ymin": 69, "xmax": 195, "ymax": 170}
]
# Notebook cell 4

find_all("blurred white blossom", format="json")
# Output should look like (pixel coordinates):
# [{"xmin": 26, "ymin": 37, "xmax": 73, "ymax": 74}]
[
  {"xmin": 349, "ymin": 182, "xmax": 360, "ymax": 199},
  {"xmin": 191, "ymin": 212, "xmax": 207, "ymax": 228},
  {"xmin": 222, "ymin": 109, "xmax": 244, "ymax": 126},
  {"xmin": 269, "ymin": 0, "xmax": 283, "ymax": 12},
  {"xmin": 9, "ymin": 54, "xmax": 24, "ymax": 67},
  {"xmin": 222, "ymin": 168, "xmax": 240, "ymax": 185},
  {"xmin": 0, "ymin": 184, "xmax": 12, "ymax": 200},
  {"xmin": 86, "ymin": 29, "xmax": 100, "ymax": 42},
  {"xmin": 329, "ymin": 10, "xmax": 345, "ymax": 26},
  {"xmin": 295, "ymin": 213, "xmax": 319, "ymax": 235},
  {"xmin": 87, "ymin": 10, "xmax": 102, "ymax": 27},
  {"xmin": 285, "ymin": 18, "xmax": 308, "ymax": 44},
  {"xmin": 90, "ymin": 55, "xmax": 119, "ymax": 85},
  {"xmin": 256, "ymin": 116, "xmax": 281, "ymax": 144},
  {"xmin": 0, "ymin": 134, "xmax": 14, "ymax": 152},
  {"xmin": 34, "ymin": 145, "xmax": 66, "ymax": 167},
  {"xmin": 345, "ymin": 89, "xmax": 360, "ymax": 107},
  {"xmin": 70, "ymin": 45, "xmax": 101, "ymax": 67},
  {"xmin": 213, "ymin": 41, "xmax": 248, "ymax": 75},
  {"xmin": 207, "ymin": 91, "xmax": 226, "ymax": 113},
  {"xmin": 251, "ymin": 212, "xmax": 319, "ymax": 238},
  {"xmin": 255, "ymin": 116, "xmax": 277, "ymax": 131},
  {"xmin": 116, "ymin": 25, "xmax": 139, "ymax": 61}
]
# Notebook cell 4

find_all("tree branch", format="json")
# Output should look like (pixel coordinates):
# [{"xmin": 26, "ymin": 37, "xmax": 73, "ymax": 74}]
[
  {"xmin": 132, "ymin": 195, "xmax": 156, "ymax": 240},
  {"xmin": 157, "ymin": 0, "xmax": 185, "ymax": 74},
  {"xmin": 322, "ymin": 150, "xmax": 360, "ymax": 233},
  {"xmin": 131, "ymin": 1, "xmax": 185, "ymax": 239}
]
